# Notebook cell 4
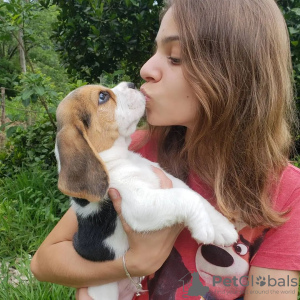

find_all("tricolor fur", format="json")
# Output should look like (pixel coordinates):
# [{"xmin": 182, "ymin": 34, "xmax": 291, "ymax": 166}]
[{"xmin": 55, "ymin": 82, "xmax": 238, "ymax": 300}]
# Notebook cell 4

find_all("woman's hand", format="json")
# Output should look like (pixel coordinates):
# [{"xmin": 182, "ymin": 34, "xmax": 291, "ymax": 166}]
[
  {"xmin": 75, "ymin": 287, "xmax": 93, "ymax": 300},
  {"xmin": 75, "ymin": 166, "xmax": 183, "ymax": 297},
  {"xmin": 110, "ymin": 166, "xmax": 184, "ymax": 277}
]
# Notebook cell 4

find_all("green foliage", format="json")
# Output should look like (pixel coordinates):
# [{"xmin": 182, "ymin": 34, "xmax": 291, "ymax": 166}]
[
  {"xmin": 13, "ymin": 71, "xmax": 58, "ymax": 108},
  {"xmin": 0, "ymin": 59, "xmax": 19, "ymax": 98},
  {"xmin": 0, "ymin": 167, "xmax": 69, "ymax": 257},
  {"xmin": 0, "ymin": 0, "xmax": 71, "ymax": 97},
  {"xmin": 25, "ymin": 4, "xmax": 71, "ymax": 94},
  {"xmin": 47, "ymin": 0, "xmax": 163, "ymax": 84},
  {"xmin": 277, "ymin": 0, "xmax": 300, "ymax": 153},
  {"xmin": 4, "ymin": 100, "xmax": 28, "ymax": 123},
  {"xmin": 0, "ymin": 1, "xmax": 24, "ymax": 97},
  {"xmin": 293, "ymin": 155, "xmax": 300, "ymax": 168},
  {"xmin": 0, "ymin": 0, "xmax": 40, "ymax": 73},
  {"xmin": 0, "ymin": 255, "xmax": 75, "ymax": 300},
  {"xmin": 67, "ymin": 79, "xmax": 89, "ymax": 90},
  {"xmin": 0, "ymin": 0, "xmax": 39, "ymax": 48},
  {"xmin": 0, "ymin": 117, "xmax": 56, "ymax": 177},
  {"xmin": 278, "ymin": 0, "xmax": 300, "ymax": 110},
  {"xmin": 99, "ymin": 69, "xmax": 131, "ymax": 87},
  {"xmin": 0, "ymin": 167, "xmax": 73, "ymax": 299}
]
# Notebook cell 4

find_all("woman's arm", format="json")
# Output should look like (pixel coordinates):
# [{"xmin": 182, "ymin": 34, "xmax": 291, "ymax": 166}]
[
  {"xmin": 31, "ymin": 168, "xmax": 182, "ymax": 288},
  {"xmin": 30, "ymin": 207, "xmax": 127, "ymax": 287},
  {"xmin": 244, "ymin": 266, "xmax": 299, "ymax": 300}
]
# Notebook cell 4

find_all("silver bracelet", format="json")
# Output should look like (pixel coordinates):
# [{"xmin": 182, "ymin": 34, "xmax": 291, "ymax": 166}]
[{"xmin": 122, "ymin": 254, "xmax": 143, "ymax": 296}]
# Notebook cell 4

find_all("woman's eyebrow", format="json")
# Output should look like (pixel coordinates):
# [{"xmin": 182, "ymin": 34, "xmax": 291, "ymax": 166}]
[{"xmin": 155, "ymin": 35, "xmax": 180, "ymax": 46}]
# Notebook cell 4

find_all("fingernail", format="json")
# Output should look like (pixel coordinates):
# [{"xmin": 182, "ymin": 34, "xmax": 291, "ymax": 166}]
[{"xmin": 109, "ymin": 189, "xmax": 120, "ymax": 200}]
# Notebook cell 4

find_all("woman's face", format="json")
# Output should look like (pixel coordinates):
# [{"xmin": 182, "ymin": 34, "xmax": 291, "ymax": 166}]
[{"xmin": 140, "ymin": 7, "xmax": 198, "ymax": 130}]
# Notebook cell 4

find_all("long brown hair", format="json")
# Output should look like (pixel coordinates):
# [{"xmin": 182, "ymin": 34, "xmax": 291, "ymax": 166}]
[{"xmin": 149, "ymin": 0, "xmax": 297, "ymax": 227}]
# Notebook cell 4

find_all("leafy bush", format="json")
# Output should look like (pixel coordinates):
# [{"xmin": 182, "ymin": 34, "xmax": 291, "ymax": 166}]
[
  {"xmin": 47, "ymin": 0, "xmax": 163, "ymax": 84},
  {"xmin": 0, "ymin": 116, "xmax": 56, "ymax": 178},
  {"xmin": 13, "ymin": 72, "xmax": 58, "ymax": 108},
  {"xmin": 0, "ymin": 58, "xmax": 19, "ymax": 98}
]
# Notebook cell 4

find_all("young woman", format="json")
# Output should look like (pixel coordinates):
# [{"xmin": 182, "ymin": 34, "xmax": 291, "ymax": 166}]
[{"xmin": 31, "ymin": 0, "xmax": 300, "ymax": 299}]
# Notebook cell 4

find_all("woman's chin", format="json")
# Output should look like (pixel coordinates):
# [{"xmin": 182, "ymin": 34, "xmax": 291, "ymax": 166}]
[{"xmin": 146, "ymin": 112, "xmax": 173, "ymax": 127}]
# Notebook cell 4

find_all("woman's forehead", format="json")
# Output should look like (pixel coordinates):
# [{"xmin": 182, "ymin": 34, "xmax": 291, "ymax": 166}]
[{"xmin": 156, "ymin": 8, "xmax": 179, "ymax": 44}]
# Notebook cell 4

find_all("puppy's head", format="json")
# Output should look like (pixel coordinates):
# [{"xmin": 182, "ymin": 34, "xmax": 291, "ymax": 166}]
[
  {"xmin": 112, "ymin": 82, "xmax": 146, "ymax": 137},
  {"xmin": 55, "ymin": 82, "xmax": 145, "ymax": 202}
]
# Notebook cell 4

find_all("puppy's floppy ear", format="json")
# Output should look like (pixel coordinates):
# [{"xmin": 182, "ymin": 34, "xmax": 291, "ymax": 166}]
[{"xmin": 56, "ymin": 122, "xmax": 109, "ymax": 202}]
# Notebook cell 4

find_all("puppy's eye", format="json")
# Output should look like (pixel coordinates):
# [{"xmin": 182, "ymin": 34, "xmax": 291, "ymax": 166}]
[{"xmin": 98, "ymin": 91, "xmax": 110, "ymax": 104}]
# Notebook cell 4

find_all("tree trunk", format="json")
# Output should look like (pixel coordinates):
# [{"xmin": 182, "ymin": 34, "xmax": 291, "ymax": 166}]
[
  {"xmin": 18, "ymin": 30, "xmax": 27, "ymax": 73},
  {"xmin": 1, "ymin": 87, "xmax": 5, "ymax": 132}
]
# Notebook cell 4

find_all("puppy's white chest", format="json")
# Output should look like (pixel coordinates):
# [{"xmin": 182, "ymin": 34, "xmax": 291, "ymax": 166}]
[{"xmin": 105, "ymin": 154, "xmax": 161, "ymax": 190}]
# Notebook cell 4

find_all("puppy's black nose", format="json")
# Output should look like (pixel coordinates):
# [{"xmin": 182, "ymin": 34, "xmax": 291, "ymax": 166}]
[{"xmin": 127, "ymin": 82, "xmax": 135, "ymax": 89}]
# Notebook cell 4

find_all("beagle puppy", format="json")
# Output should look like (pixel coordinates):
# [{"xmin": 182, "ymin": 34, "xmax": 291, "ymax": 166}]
[{"xmin": 55, "ymin": 82, "xmax": 238, "ymax": 300}]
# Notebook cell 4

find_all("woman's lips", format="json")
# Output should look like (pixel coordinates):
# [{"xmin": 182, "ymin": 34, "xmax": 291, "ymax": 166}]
[{"xmin": 140, "ymin": 87, "xmax": 151, "ymax": 101}]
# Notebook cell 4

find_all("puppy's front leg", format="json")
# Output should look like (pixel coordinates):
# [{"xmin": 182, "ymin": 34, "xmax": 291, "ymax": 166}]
[{"xmin": 120, "ymin": 188, "xmax": 237, "ymax": 246}]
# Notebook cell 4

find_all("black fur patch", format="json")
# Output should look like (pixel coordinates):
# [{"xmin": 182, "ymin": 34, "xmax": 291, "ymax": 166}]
[
  {"xmin": 72, "ymin": 197, "xmax": 89, "ymax": 207},
  {"xmin": 73, "ymin": 197, "xmax": 117, "ymax": 262}
]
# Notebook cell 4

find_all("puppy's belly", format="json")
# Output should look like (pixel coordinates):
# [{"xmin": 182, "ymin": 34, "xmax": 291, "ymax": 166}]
[{"xmin": 73, "ymin": 197, "xmax": 118, "ymax": 262}]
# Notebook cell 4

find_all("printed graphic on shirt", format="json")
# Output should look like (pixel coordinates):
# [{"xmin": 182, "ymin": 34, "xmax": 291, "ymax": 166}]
[
  {"xmin": 137, "ymin": 225, "xmax": 269, "ymax": 300},
  {"xmin": 146, "ymin": 247, "xmax": 192, "ymax": 299},
  {"xmin": 194, "ymin": 225, "xmax": 269, "ymax": 299}
]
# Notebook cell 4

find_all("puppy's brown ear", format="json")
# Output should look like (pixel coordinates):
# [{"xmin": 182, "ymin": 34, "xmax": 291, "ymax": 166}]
[{"xmin": 56, "ymin": 123, "xmax": 109, "ymax": 202}]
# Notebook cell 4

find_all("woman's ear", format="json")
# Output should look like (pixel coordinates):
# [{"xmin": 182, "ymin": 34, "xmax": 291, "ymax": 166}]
[{"xmin": 55, "ymin": 122, "xmax": 109, "ymax": 202}]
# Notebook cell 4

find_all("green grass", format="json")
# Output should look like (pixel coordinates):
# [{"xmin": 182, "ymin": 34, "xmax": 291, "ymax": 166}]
[
  {"xmin": 0, "ymin": 166, "xmax": 74, "ymax": 299},
  {"xmin": 0, "ymin": 254, "xmax": 75, "ymax": 299}
]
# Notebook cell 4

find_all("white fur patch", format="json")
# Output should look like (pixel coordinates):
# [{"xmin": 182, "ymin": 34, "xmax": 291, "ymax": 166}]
[
  {"xmin": 71, "ymin": 199, "xmax": 100, "ymax": 218},
  {"xmin": 54, "ymin": 143, "xmax": 61, "ymax": 173},
  {"xmin": 103, "ymin": 218, "xmax": 129, "ymax": 259}
]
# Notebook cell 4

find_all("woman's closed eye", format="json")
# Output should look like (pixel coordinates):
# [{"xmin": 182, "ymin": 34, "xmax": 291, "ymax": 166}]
[{"xmin": 167, "ymin": 56, "xmax": 182, "ymax": 65}]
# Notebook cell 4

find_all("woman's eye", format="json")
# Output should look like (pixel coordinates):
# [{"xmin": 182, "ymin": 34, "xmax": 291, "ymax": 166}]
[
  {"xmin": 98, "ymin": 92, "xmax": 110, "ymax": 104},
  {"xmin": 167, "ymin": 56, "xmax": 182, "ymax": 65}
]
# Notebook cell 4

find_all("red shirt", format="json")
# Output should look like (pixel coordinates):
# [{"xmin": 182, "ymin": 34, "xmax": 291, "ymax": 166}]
[{"xmin": 130, "ymin": 130, "xmax": 300, "ymax": 300}]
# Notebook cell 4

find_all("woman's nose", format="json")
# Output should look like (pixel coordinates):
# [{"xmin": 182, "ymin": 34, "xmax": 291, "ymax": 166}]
[{"xmin": 140, "ymin": 54, "xmax": 161, "ymax": 83}]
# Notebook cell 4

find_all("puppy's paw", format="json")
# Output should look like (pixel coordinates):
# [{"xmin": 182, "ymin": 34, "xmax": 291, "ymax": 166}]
[
  {"xmin": 200, "ymin": 201, "xmax": 238, "ymax": 246},
  {"xmin": 189, "ymin": 214, "xmax": 215, "ymax": 244},
  {"xmin": 212, "ymin": 221, "xmax": 238, "ymax": 246}
]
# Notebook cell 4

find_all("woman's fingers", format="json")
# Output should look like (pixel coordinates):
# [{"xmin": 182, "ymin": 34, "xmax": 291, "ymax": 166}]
[
  {"xmin": 109, "ymin": 188, "xmax": 132, "ymax": 233},
  {"xmin": 109, "ymin": 188, "xmax": 121, "ymax": 214},
  {"xmin": 75, "ymin": 288, "xmax": 93, "ymax": 300}
]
